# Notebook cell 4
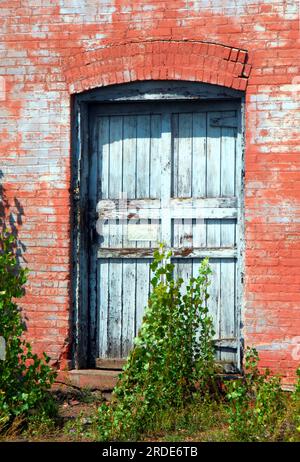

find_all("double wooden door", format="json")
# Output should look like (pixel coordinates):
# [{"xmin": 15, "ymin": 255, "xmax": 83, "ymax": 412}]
[{"xmin": 88, "ymin": 99, "xmax": 242, "ymax": 370}]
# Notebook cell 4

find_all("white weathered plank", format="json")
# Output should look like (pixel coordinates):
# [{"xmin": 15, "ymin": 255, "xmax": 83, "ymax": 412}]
[
  {"xmin": 122, "ymin": 115, "xmax": 136, "ymax": 199},
  {"xmin": 192, "ymin": 112, "xmax": 207, "ymax": 197},
  {"xmin": 176, "ymin": 258, "xmax": 193, "ymax": 293},
  {"xmin": 150, "ymin": 115, "xmax": 161, "ymax": 198},
  {"xmin": 98, "ymin": 197, "xmax": 237, "ymax": 210},
  {"xmin": 98, "ymin": 206, "xmax": 237, "ymax": 220},
  {"xmin": 221, "ymin": 126, "xmax": 236, "ymax": 196},
  {"xmin": 235, "ymin": 106, "xmax": 243, "ymax": 371},
  {"xmin": 221, "ymin": 218, "xmax": 236, "ymax": 247},
  {"xmin": 178, "ymin": 112, "xmax": 193, "ymax": 247},
  {"xmin": 88, "ymin": 117, "xmax": 99, "ymax": 360},
  {"xmin": 192, "ymin": 112, "xmax": 207, "ymax": 248},
  {"xmin": 122, "ymin": 116, "xmax": 136, "ymax": 249},
  {"xmin": 122, "ymin": 259, "xmax": 136, "ymax": 357},
  {"xmin": 206, "ymin": 214, "xmax": 221, "ymax": 352},
  {"xmin": 107, "ymin": 116, "xmax": 123, "ymax": 358},
  {"xmin": 98, "ymin": 259, "xmax": 109, "ymax": 358},
  {"xmin": 172, "ymin": 113, "xmax": 181, "ymax": 272},
  {"xmin": 178, "ymin": 113, "xmax": 192, "ymax": 198},
  {"xmin": 121, "ymin": 116, "xmax": 137, "ymax": 357},
  {"xmin": 207, "ymin": 112, "xmax": 221, "ymax": 197},
  {"xmin": 206, "ymin": 104, "xmax": 222, "ymax": 347},
  {"xmin": 178, "ymin": 114, "xmax": 193, "ymax": 285},
  {"xmin": 99, "ymin": 117, "xmax": 110, "ymax": 201},
  {"xmin": 220, "ymin": 259, "xmax": 236, "ymax": 363},
  {"xmin": 207, "ymin": 259, "xmax": 221, "ymax": 349},
  {"xmin": 136, "ymin": 115, "xmax": 150, "ymax": 199},
  {"xmin": 136, "ymin": 115, "xmax": 152, "ymax": 336},
  {"xmin": 108, "ymin": 258, "xmax": 122, "ymax": 357},
  {"xmin": 220, "ymin": 217, "xmax": 236, "ymax": 362},
  {"xmin": 149, "ymin": 114, "xmax": 162, "ymax": 250},
  {"xmin": 160, "ymin": 113, "xmax": 172, "ymax": 247},
  {"xmin": 97, "ymin": 117, "xmax": 110, "ymax": 358},
  {"xmin": 135, "ymin": 259, "xmax": 150, "ymax": 336},
  {"xmin": 97, "ymin": 247, "xmax": 237, "ymax": 259}
]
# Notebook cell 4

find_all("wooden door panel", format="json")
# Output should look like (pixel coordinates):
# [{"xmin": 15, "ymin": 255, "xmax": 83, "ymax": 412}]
[{"xmin": 90, "ymin": 101, "xmax": 241, "ymax": 368}]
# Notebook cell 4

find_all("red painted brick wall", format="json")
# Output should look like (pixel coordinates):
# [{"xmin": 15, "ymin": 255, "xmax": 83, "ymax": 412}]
[{"xmin": 0, "ymin": 0, "xmax": 299, "ymax": 386}]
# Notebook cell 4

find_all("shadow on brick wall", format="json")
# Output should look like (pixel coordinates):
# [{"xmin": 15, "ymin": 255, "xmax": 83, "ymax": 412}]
[{"xmin": 0, "ymin": 170, "xmax": 27, "ymax": 264}]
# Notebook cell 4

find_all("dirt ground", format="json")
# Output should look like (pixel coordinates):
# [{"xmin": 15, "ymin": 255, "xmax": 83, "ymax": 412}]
[
  {"xmin": 1, "ymin": 384, "xmax": 107, "ymax": 442},
  {"xmin": 1, "ymin": 384, "xmax": 231, "ymax": 442}
]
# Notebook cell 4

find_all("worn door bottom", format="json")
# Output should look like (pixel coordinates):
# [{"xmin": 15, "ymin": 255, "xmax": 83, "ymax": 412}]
[{"xmin": 96, "ymin": 358, "xmax": 238, "ymax": 374}]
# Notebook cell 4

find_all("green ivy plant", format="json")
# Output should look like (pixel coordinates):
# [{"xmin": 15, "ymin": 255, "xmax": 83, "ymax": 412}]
[
  {"xmin": 226, "ymin": 347, "xmax": 286, "ymax": 441},
  {"xmin": 0, "ymin": 231, "xmax": 56, "ymax": 430},
  {"xmin": 294, "ymin": 368, "xmax": 300, "ymax": 430},
  {"xmin": 97, "ymin": 245, "xmax": 216, "ymax": 441}
]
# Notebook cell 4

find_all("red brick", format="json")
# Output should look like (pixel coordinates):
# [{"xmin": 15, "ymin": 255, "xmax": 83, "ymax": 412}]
[{"xmin": 229, "ymin": 48, "xmax": 239, "ymax": 61}]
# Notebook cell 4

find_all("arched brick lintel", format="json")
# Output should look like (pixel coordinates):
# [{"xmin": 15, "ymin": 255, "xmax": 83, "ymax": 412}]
[{"xmin": 65, "ymin": 40, "xmax": 251, "ymax": 94}]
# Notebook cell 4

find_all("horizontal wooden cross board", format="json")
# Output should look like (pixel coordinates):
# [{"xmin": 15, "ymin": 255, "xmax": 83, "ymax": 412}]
[{"xmin": 97, "ymin": 247, "xmax": 237, "ymax": 259}]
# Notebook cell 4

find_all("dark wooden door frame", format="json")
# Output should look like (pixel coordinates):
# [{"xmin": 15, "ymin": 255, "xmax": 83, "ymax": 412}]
[{"xmin": 70, "ymin": 80, "xmax": 245, "ymax": 369}]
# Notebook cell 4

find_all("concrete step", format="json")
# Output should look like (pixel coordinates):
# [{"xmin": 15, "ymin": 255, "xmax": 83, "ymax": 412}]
[{"xmin": 56, "ymin": 369, "xmax": 119, "ymax": 391}]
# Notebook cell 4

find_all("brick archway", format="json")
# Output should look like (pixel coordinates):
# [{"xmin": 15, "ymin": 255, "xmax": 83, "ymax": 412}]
[{"xmin": 65, "ymin": 40, "xmax": 251, "ymax": 94}]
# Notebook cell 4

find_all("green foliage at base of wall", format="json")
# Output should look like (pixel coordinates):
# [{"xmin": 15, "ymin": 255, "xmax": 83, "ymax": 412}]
[
  {"xmin": 0, "ymin": 231, "xmax": 56, "ymax": 430},
  {"xmin": 97, "ymin": 246, "xmax": 216, "ymax": 441},
  {"xmin": 226, "ymin": 347, "xmax": 300, "ymax": 442}
]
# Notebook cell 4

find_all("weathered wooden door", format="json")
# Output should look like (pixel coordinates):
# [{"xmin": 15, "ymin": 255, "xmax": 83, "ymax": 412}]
[{"xmin": 88, "ymin": 99, "xmax": 242, "ymax": 370}]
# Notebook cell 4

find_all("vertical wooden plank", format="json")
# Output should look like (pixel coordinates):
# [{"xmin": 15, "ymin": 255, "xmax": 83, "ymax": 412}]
[
  {"xmin": 150, "ymin": 115, "xmax": 161, "ymax": 198},
  {"xmin": 172, "ymin": 113, "xmax": 180, "ymax": 257},
  {"xmin": 97, "ymin": 117, "xmax": 110, "ymax": 359},
  {"xmin": 206, "ymin": 219, "xmax": 221, "ymax": 347},
  {"xmin": 176, "ymin": 114, "xmax": 193, "ymax": 290},
  {"xmin": 220, "ymin": 217, "xmax": 237, "ymax": 362},
  {"xmin": 192, "ymin": 112, "xmax": 207, "ymax": 197},
  {"xmin": 235, "ymin": 105, "xmax": 244, "ymax": 371},
  {"xmin": 172, "ymin": 113, "xmax": 179, "ymax": 198},
  {"xmin": 107, "ymin": 115, "xmax": 123, "ymax": 358},
  {"xmin": 122, "ymin": 116, "xmax": 137, "ymax": 357},
  {"xmin": 97, "ymin": 259, "xmax": 109, "ymax": 358},
  {"xmin": 220, "ymin": 259, "xmax": 236, "ymax": 362},
  {"xmin": 192, "ymin": 112, "xmax": 207, "ymax": 249},
  {"xmin": 109, "ymin": 116, "xmax": 123, "ymax": 200},
  {"xmin": 88, "ymin": 116, "xmax": 99, "ymax": 362},
  {"xmin": 206, "ymin": 111, "xmax": 222, "ymax": 348},
  {"xmin": 160, "ymin": 113, "xmax": 172, "ymax": 248},
  {"xmin": 122, "ymin": 115, "xmax": 137, "ymax": 247},
  {"xmin": 135, "ymin": 259, "xmax": 151, "ymax": 335},
  {"xmin": 136, "ymin": 115, "xmax": 150, "ymax": 199},
  {"xmin": 206, "ymin": 219, "xmax": 221, "ymax": 249},
  {"xmin": 99, "ymin": 117, "xmax": 110, "ymax": 202},
  {"xmin": 178, "ymin": 113, "xmax": 192, "ymax": 198},
  {"xmin": 177, "ymin": 112, "xmax": 192, "ymax": 203},
  {"xmin": 207, "ymin": 112, "xmax": 221, "ymax": 197},
  {"xmin": 219, "ymin": 112, "xmax": 238, "ymax": 365},
  {"xmin": 150, "ymin": 115, "xmax": 162, "ymax": 252},
  {"xmin": 172, "ymin": 114, "xmax": 181, "ymax": 285},
  {"xmin": 221, "ymin": 219, "xmax": 236, "ymax": 248},
  {"xmin": 207, "ymin": 259, "xmax": 221, "ymax": 348},
  {"xmin": 122, "ymin": 115, "xmax": 137, "ymax": 199},
  {"xmin": 136, "ymin": 115, "xmax": 151, "ymax": 336},
  {"xmin": 121, "ymin": 258, "xmax": 135, "ymax": 358},
  {"xmin": 221, "ymin": 125, "xmax": 236, "ymax": 196}
]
